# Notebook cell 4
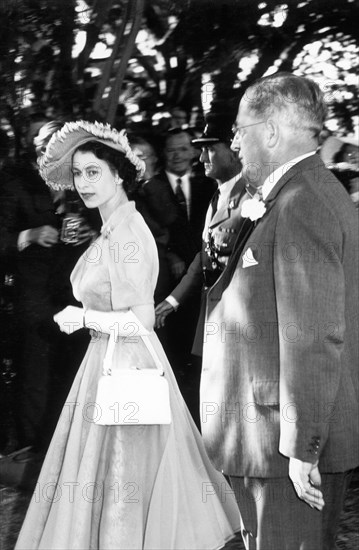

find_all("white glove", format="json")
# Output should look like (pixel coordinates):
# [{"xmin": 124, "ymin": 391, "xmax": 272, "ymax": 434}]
[{"xmin": 54, "ymin": 306, "xmax": 150, "ymax": 338}]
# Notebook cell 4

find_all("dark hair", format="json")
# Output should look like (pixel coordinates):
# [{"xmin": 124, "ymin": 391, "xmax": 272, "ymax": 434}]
[
  {"xmin": 75, "ymin": 141, "xmax": 139, "ymax": 197},
  {"xmin": 163, "ymin": 128, "xmax": 193, "ymax": 153},
  {"xmin": 129, "ymin": 135, "xmax": 151, "ymax": 148}
]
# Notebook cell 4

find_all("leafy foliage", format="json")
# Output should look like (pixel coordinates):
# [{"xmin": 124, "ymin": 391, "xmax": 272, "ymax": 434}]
[{"xmin": 0, "ymin": 0, "xmax": 358, "ymax": 149}]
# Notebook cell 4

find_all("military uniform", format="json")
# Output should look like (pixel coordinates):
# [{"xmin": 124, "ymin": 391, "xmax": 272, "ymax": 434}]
[{"xmin": 169, "ymin": 174, "xmax": 247, "ymax": 355}]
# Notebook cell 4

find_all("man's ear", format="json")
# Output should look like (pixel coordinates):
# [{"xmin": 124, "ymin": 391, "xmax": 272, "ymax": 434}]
[{"xmin": 266, "ymin": 118, "xmax": 280, "ymax": 148}]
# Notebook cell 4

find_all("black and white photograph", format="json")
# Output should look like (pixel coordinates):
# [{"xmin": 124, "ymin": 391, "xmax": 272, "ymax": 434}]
[{"xmin": 0, "ymin": 1, "xmax": 358, "ymax": 549}]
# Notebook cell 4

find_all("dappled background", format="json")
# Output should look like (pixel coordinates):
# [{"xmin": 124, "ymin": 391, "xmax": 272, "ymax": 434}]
[{"xmin": 0, "ymin": 0, "xmax": 358, "ymax": 152}]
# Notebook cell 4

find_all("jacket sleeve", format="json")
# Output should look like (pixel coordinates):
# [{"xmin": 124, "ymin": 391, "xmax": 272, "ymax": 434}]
[
  {"xmin": 171, "ymin": 251, "xmax": 203, "ymax": 304},
  {"xmin": 142, "ymin": 178, "xmax": 177, "ymax": 227},
  {"xmin": 275, "ymin": 188, "xmax": 346, "ymax": 463}
]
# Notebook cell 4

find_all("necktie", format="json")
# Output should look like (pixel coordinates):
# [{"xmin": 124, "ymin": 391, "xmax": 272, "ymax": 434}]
[
  {"xmin": 175, "ymin": 177, "xmax": 187, "ymax": 218},
  {"xmin": 210, "ymin": 188, "xmax": 220, "ymax": 219}
]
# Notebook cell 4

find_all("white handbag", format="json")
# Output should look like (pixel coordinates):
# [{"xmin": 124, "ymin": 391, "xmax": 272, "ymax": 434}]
[{"xmin": 94, "ymin": 334, "xmax": 171, "ymax": 425}]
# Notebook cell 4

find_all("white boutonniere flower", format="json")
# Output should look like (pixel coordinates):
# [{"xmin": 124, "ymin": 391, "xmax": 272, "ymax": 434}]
[{"xmin": 241, "ymin": 195, "xmax": 267, "ymax": 221}]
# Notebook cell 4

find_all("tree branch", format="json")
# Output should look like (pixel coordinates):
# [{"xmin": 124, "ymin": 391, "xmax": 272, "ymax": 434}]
[
  {"xmin": 106, "ymin": 0, "xmax": 145, "ymax": 124},
  {"xmin": 92, "ymin": 0, "xmax": 132, "ymax": 115}
]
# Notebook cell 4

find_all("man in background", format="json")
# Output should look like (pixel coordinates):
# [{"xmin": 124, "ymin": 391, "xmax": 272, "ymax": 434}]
[{"xmin": 148, "ymin": 128, "xmax": 216, "ymax": 384}]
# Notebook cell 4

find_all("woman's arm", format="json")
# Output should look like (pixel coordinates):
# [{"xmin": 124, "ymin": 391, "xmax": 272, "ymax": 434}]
[
  {"xmin": 85, "ymin": 304, "xmax": 154, "ymax": 333},
  {"xmin": 54, "ymin": 304, "xmax": 154, "ymax": 336}
]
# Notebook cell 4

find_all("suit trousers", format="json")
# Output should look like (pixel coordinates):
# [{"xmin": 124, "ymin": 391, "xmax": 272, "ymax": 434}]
[{"xmin": 229, "ymin": 471, "xmax": 352, "ymax": 550}]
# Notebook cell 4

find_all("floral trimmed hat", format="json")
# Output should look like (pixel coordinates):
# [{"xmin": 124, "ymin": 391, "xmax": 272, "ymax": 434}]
[{"xmin": 38, "ymin": 120, "xmax": 146, "ymax": 190}]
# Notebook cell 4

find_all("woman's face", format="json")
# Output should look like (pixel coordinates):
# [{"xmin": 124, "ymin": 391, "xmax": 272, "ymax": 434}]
[{"xmin": 72, "ymin": 150, "xmax": 118, "ymax": 210}]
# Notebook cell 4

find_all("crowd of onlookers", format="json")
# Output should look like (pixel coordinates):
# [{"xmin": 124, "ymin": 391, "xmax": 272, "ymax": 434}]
[{"xmin": 0, "ymin": 107, "xmax": 358, "ymax": 461}]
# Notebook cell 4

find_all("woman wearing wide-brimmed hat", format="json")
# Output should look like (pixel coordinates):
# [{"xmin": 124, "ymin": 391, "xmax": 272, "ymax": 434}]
[{"xmin": 15, "ymin": 120, "xmax": 241, "ymax": 550}]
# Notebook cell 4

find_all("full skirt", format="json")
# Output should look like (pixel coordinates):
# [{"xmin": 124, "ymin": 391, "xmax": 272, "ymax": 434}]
[{"xmin": 15, "ymin": 331, "xmax": 241, "ymax": 549}]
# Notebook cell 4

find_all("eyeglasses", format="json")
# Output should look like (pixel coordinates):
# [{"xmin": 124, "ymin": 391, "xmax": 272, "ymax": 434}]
[{"xmin": 232, "ymin": 121, "xmax": 265, "ymax": 137}]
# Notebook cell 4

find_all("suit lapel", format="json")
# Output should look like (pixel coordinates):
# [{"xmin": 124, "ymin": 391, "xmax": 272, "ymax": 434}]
[
  {"xmin": 208, "ymin": 155, "xmax": 324, "ymax": 301},
  {"xmin": 189, "ymin": 174, "xmax": 200, "ymax": 221},
  {"xmin": 211, "ymin": 216, "xmax": 255, "ymax": 297},
  {"xmin": 209, "ymin": 177, "xmax": 246, "ymax": 228},
  {"xmin": 207, "ymin": 184, "xmax": 254, "ymax": 299},
  {"xmin": 160, "ymin": 171, "xmax": 175, "ymax": 197},
  {"xmin": 264, "ymin": 153, "xmax": 321, "ymax": 205}
]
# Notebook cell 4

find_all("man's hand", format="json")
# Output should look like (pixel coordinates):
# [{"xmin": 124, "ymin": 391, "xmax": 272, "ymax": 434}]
[
  {"xmin": 289, "ymin": 457, "xmax": 325, "ymax": 511},
  {"xmin": 155, "ymin": 300, "xmax": 175, "ymax": 328},
  {"xmin": 29, "ymin": 225, "xmax": 58, "ymax": 247},
  {"xmin": 54, "ymin": 305, "xmax": 84, "ymax": 334}
]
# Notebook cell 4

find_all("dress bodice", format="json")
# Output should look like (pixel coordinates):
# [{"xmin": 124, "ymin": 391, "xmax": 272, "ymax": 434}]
[{"xmin": 70, "ymin": 201, "xmax": 159, "ymax": 312}]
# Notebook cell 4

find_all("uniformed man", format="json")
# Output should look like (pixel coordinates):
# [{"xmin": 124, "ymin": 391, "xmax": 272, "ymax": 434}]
[
  {"xmin": 154, "ymin": 114, "xmax": 247, "ymax": 423},
  {"xmin": 155, "ymin": 113, "xmax": 245, "ymax": 341}
]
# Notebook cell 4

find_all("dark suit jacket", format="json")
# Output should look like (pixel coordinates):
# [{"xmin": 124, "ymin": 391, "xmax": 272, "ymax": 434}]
[
  {"xmin": 201, "ymin": 155, "xmax": 359, "ymax": 477},
  {"xmin": 134, "ymin": 178, "xmax": 177, "ymax": 303},
  {"xmin": 0, "ymin": 164, "xmax": 99, "ymax": 317},
  {"xmin": 147, "ymin": 170, "xmax": 216, "ymax": 270},
  {"xmin": 0, "ymin": 164, "xmax": 99, "ymax": 447},
  {"xmin": 0, "ymin": 166, "xmax": 59, "ymax": 314}
]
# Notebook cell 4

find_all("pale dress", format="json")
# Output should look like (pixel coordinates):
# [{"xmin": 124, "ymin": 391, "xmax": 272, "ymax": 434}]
[{"xmin": 15, "ymin": 201, "xmax": 241, "ymax": 550}]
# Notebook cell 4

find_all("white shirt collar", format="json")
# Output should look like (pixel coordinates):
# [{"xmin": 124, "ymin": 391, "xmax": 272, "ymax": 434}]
[
  {"xmin": 262, "ymin": 152, "xmax": 316, "ymax": 200},
  {"xmin": 166, "ymin": 170, "xmax": 190, "ymax": 191}
]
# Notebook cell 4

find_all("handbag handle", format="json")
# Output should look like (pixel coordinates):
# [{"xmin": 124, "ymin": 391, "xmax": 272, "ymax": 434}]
[{"xmin": 102, "ymin": 332, "xmax": 164, "ymax": 376}]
